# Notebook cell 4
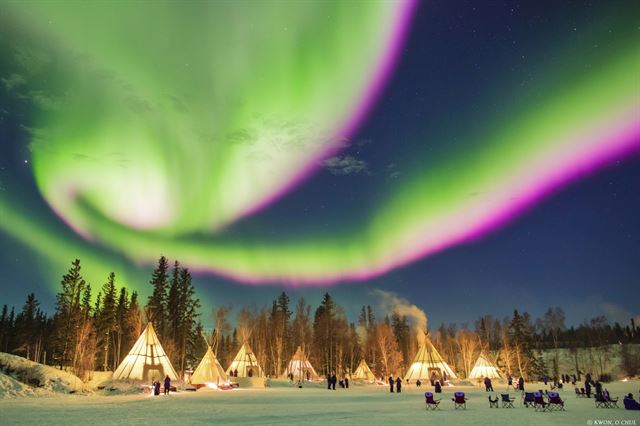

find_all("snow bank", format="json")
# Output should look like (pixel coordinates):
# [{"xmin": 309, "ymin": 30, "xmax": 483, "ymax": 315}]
[
  {"xmin": 0, "ymin": 352, "xmax": 87, "ymax": 394},
  {"xmin": 0, "ymin": 372, "xmax": 37, "ymax": 398}
]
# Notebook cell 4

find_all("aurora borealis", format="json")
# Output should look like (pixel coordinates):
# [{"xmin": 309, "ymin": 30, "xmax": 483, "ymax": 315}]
[{"xmin": 1, "ymin": 1, "xmax": 639, "ymax": 323}]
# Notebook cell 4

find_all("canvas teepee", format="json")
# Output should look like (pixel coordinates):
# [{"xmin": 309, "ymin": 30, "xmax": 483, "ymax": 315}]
[
  {"xmin": 468, "ymin": 352, "xmax": 502, "ymax": 379},
  {"xmin": 112, "ymin": 322, "xmax": 178, "ymax": 382},
  {"xmin": 285, "ymin": 346, "xmax": 319, "ymax": 381},
  {"xmin": 190, "ymin": 346, "xmax": 229, "ymax": 386},
  {"xmin": 404, "ymin": 334, "xmax": 457, "ymax": 382},
  {"xmin": 351, "ymin": 359, "xmax": 376, "ymax": 382},
  {"xmin": 227, "ymin": 341, "xmax": 264, "ymax": 378}
]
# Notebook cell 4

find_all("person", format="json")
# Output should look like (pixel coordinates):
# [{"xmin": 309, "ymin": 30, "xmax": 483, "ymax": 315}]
[
  {"xmin": 585, "ymin": 373, "xmax": 592, "ymax": 385},
  {"xmin": 434, "ymin": 380, "xmax": 442, "ymax": 393},
  {"xmin": 624, "ymin": 393, "xmax": 640, "ymax": 410},
  {"xmin": 164, "ymin": 375, "xmax": 171, "ymax": 395},
  {"xmin": 585, "ymin": 381, "xmax": 592, "ymax": 398},
  {"xmin": 507, "ymin": 374, "xmax": 513, "ymax": 389},
  {"xmin": 518, "ymin": 376, "xmax": 525, "ymax": 392},
  {"xmin": 327, "ymin": 374, "xmax": 332, "ymax": 390},
  {"xmin": 543, "ymin": 376, "xmax": 548, "ymax": 386},
  {"xmin": 552, "ymin": 376, "xmax": 558, "ymax": 389},
  {"xmin": 595, "ymin": 381, "xmax": 603, "ymax": 396},
  {"xmin": 484, "ymin": 377, "xmax": 493, "ymax": 392},
  {"xmin": 306, "ymin": 371, "xmax": 310, "ymax": 381},
  {"xmin": 389, "ymin": 376, "xmax": 394, "ymax": 393},
  {"xmin": 154, "ymin": 380, "xmax": 160, "ymax": 396},
  {"xmin": 248, "ymin": 368, "xmax": 253, "ymax": 378},
  {"xmin": 234, "ymin": 369, "xmax": 238, "ymax": 378},
  {"xmin": 396, "ymin": 377, "xmax": 402, "ymax": 393},
  {"xmin": 339, "ymin": 379, "xmax": 344, "ymax": 388},
  {"xmin": 430, "ymin": 372, "xmax": 436, "ymax": 386},
  {"xmin": 331, "ymin": 374, "xmax": 337, "ymax": 390},
  {"xmin": 345, "ymin": 377, "xmax": 349, "ymax": 389},
  {"xmin": 571, "ymin": 374, "xmax": 577, "ymax": 385},
  {"xmin": 416, "ymin": 379, "xmax": 422, "ymax": 388}
]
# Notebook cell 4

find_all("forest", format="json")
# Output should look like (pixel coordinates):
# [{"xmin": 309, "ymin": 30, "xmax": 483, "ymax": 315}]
[{"xmin": 1, "ymin": 257, "xmax": 639, "ymax": 381}]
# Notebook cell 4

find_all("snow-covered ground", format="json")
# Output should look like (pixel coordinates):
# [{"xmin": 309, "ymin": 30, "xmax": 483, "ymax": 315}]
[{"xmin": 1, "ymin": 379, "xmax": 639, "ymax": 425}]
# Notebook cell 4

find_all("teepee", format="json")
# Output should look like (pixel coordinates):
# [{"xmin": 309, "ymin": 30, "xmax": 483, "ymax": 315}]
[
  {"xmin": 351, "ymin": 359, "xmax": 376, "ymax": 382},
  {"xmin": 190, "ymin": 346, "xmax": 229, "ymax": 386},
  {"xmin": 227, "ymin": 342, "xmax": 264, "ymax": 378},
  {"xmin": 468, "ymin": 352, "xmax": 502, "ymax": 379},
  {"xmin": 404, "ymin": 334, "xmax": 457, "ymax": 382},
  {"xmin": 285, "ymin": 346, "xmax": 319, "ymax": 381},
  {"xmin": 113, "ymin": 322, "xmax": 178, "ymax": 382}
]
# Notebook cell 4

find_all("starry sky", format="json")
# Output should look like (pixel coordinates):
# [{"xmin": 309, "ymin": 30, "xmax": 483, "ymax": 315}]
[{"xmin": 1, "ymin": 1, "xmax": 639, "ymax": 328}]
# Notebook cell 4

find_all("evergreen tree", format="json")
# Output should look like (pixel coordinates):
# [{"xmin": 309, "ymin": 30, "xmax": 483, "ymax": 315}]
[
  {"xmin": 52, "ymin": 259, "xmax": 88, "ymax": 368},
  {"xmin": 146, "ymin": 256, "xmax": 169, "ymax": 338},
  {"xmin": 97, "ymin": 272, "xmax": 117, "ymax": 371},
  {"xmin": 14, "ymin": 293, "xmax": 40, "ymax": 360},
  {"xmin": 114, "ymin": 287, "xmax": 129, "ymax": 367}
]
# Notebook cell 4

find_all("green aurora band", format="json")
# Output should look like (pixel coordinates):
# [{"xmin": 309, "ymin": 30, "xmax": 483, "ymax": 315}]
[{"xmin": 0, "ymin": 2, "xmax": 639, "ymax": 291}]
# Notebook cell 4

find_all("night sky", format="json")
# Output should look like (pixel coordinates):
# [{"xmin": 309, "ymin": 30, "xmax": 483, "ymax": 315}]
[{"xmin": 1, "ymin": 1, "xmax": 638, "ymax": 329}]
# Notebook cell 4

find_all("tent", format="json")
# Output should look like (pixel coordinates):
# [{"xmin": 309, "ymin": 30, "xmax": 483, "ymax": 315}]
[
  {"xmin": 468, "ymin": 352, "xmax": 502, "ymax": 379},
  {"xmin": 404, "ymin": 335, "xmax": 457, "ymax": 382},
  {"xmin": 112, "ymin": 322, "xmax": 178, "ymax": 382},
  {"xmin": 351, "ymin": 359, "xmax": 376, "ymax": 382},
  {"xmin": 227, "ymin": 342, "xmax": 264, "ymax": 378},
  {"xmin": 285, "ymin": 346, "xmax": 319, "ymax": 381},
  {"xmin": 190, "ymin": 346, "xmax": 229, "ymax": 386}
]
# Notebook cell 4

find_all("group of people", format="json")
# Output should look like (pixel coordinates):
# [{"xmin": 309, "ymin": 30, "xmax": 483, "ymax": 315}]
[
  {"xmin": 228, "ymin": 368, "xmax": 255, "ymax": 378},
  {"xmin": 388, "ymin": 376, "xmax": 402, "ymax": 393},
  {"xmin": 506, "ymin": 374, "xmax": 526, "ymax": 391},
  {"xmin": 151, "ymin": 375, "xmax": 172, "ymax": 396},
  {"xmin": 326, "ymin": 374, "xmax": 349, "ymax": 390}
]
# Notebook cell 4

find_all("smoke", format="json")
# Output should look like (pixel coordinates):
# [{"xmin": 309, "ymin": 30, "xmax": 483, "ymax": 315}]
[{"xmin": 373, "ymin": 289, "xmax": 428, "ymax": 343}]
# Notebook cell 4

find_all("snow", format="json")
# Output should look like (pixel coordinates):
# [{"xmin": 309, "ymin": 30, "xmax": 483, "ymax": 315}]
[
  {"xmin": 0, "ymin": 352, "xmax": 87, "ymax": 395},
  {"xmin": 1, "ymin": 378, "xmax": 639, "ymax": 425},
  {"xmin": 0, "ymin": 372, "xmax": 37, "ymax": 398}
]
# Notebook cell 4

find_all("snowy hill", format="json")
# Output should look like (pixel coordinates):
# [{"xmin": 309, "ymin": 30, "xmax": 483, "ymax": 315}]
[{"xmin": 0, "ymin": 352, "xmax": 88, "ymax": 396}]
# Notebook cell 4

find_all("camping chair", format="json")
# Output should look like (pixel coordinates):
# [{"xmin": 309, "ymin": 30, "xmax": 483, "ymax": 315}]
[
  {"xmin": 523, "ymin": 392, "xmax": 535, "ymax": 407},
  {"xmin": 501, "ymin": 393, "xmax": 515, "ymax": 408},
  {"xmin": 452, "ymin": 392, "xmax": 467, "ymax": 409},
  {"xmin": 488, "ymin": 395, "xmax": 498, "ymax": 408},
  {"xmin": 533, "ymin": 392, "xmax": 549, "ymax": 412},
  {"xmin": 595, "ymin": 393, "xmax": 609, "ymax": 408},
  {"xmin": 547, "ymin": 392, "xmax": 565, "ymax": 411},
  {"xmin": 425, "ymin": 392, "xmax": 441, "ymax": 410},
  {"xmin": 606, "ymin": 396, "xmax": 619, "ymax": 408}
]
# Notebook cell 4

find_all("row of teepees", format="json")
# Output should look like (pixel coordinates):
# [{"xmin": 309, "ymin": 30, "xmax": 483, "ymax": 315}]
[{"xmin": 112, "ymin": 323, "xmax": 500, "ymax": 385}]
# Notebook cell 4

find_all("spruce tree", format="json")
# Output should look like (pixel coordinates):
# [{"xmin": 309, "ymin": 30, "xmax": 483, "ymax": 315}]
[
  {"xmin": 98, "ymin": 272, "xmax": 117, "ymax": 371},
  {"xmin": 52, "ymin": 259, "xmax": 87, "ymax": 368},
  {"xmin": 146, "ymin": 256, "xmax": 169, "ymax": 338}
]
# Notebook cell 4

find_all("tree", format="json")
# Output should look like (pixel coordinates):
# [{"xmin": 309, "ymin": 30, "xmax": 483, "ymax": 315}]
[
  {"xmin": 14, "ymin": 293, "xmax": 41, "ymax": 360},
  {"xmin": 146, "ymin": 256, "xmax": 169, "ymax": 338},
  {"xmin": 542, "ymin": 307, "xmax": 566, "ymax": 377},
  {"xmin": 97, "ymin": 272, "xmax": 117, "ymax": 371},
  {"xmin": 52, "ymin": 259, "xmax": 89, "ymax": 370}
]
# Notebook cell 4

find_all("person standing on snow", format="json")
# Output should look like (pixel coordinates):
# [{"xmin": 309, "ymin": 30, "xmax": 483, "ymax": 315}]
[
  {"xmin": 388, "ymin": 376, "xmax": 394, "ymax": 393},
  {"xmin": 164, "ymin": 375, "xmax": 171, "ymax": 395}
]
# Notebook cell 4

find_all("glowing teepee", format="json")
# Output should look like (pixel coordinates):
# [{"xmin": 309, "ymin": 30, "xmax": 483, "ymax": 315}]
[
  {"xmin": 285, "ymin": 346, "xmax": 319, "ymax": 381},
  {"xmin": 190, "ymin": 346, "xmax": 229, "ymax": 386},
  {"xmin": 227, "ymin": 342, "xmax": 264, "ymax": 377},
  {"xmin": 468, "ymin": 352, "xmax": 502, "ymax": 379},
  {"xmin": 404, "ymin": 335, "xmax": 457, "ymax": 382},
  {"xmin": 112, "ymin": 322, "xmax": 178, "ymax": 382},
  {"xmin": 351, "ymin": 359, "xmax": 376, "ymax": 382}
]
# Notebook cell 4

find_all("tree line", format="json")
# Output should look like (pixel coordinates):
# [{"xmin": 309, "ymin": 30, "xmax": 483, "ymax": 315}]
[{"xmin": 1, "ymin": 257, "xmax": 639, "ymax": 381}]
